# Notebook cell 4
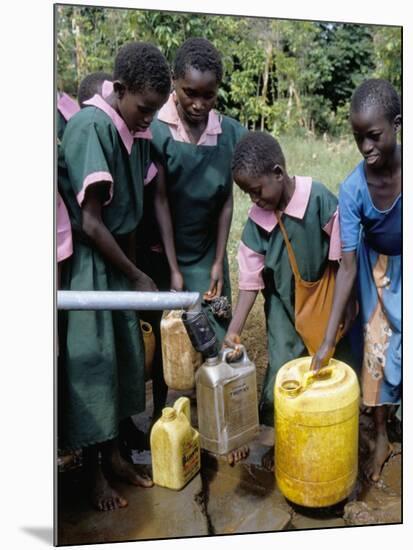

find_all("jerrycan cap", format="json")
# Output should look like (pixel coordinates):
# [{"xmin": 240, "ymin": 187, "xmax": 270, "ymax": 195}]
[
  {"xmin": 280, "ymin": 379, "xmax": 302, "ymax": 397},
  {"xmin": 162, "ymin": 407, "xmax": 177, "ymax": 421},
  {"xmin": 280, "ymin": 363, "xmax": 335, "ymax": 398}
]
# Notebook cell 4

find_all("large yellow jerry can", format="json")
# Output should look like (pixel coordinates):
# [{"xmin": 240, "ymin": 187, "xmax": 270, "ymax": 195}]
[
  {"xmin": 161, "ymin": 310, "xmax": 202, "ymax": 390},
  {"xmin": 275, "ymin": 357, "xmax": 359, "ymax": 507},
  {"xmin": 150, "ymin": 397, "xmax": 201, "ymax": 490}
]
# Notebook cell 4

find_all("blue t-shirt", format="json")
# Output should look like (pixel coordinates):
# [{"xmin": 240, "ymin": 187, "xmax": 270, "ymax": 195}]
[{"xmin": 339, "ymin": 161, "xmax": 401, "ymax": 256}]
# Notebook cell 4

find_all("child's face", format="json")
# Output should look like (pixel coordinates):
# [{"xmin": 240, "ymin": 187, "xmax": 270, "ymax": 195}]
[
  {"xmin": 350, "ymin": 106, "xmax": 401, "ymax": 170},
  {"xmin": 116, "ymin": 85, "xmax": 168, "ymax": 133},
  {"xmin": 173, "ymin": 68, "xmax": 219, "ymax": 125},
  {"xmin": 235, "ymin": 169, "xmax": 286, "ymax": 211}
]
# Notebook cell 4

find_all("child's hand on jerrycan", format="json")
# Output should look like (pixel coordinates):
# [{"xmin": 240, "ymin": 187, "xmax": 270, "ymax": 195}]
[
  {"xmin": 223, "ymin": 333, "xmax": 243, "ymax": 362},
  {"xmin": 310, "ymin": 342, "xmax": 334, "ymax": 373}
]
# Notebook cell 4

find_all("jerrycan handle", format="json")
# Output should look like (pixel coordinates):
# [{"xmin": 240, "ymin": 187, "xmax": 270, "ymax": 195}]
[
  {"xmin": 302, "ymin": 362, "xmax": 335, "ymax": 390},
  {"xmin": 221, "ymin": 344, "xmax": 251, "ymax": 366},
  {"xmin": 174, "ymin": 396, "xmax": 191, "ymax": 423}
]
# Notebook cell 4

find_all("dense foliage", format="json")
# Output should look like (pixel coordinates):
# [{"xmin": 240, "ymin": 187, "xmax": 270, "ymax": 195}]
[{"xmin": 56, "ymin": 5, "xmax": 401, "ymax": 137}]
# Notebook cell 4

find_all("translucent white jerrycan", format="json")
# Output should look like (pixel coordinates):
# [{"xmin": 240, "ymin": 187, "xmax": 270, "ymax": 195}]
[
  {"xmin": 195, "ymin": 345, "xmax": 259, "ymax": 455},
  {"xmin": 161, "ymin": 310, "xmax": 202, "ymax": 390},
  {"xmin": 150, "ymin": 397, "xmax": 201, "ymax": 490}
]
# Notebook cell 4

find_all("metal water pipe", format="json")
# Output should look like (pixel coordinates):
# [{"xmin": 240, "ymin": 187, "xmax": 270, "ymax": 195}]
[{"xmin": 57, "ymin": 290, "xmax": 202, "ymax": 312}]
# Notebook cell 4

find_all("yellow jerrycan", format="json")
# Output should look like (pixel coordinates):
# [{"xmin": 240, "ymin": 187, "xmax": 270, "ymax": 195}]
[
  {"xmin": 161, "ymin": 310, "xmax": 202, "ymax": 390},
  {"xmin": 274, "ymin": 357, "xmax": 359, "ymax": 507},
  {"xmin": 140, "ymin": 320, "xmax": 155, "ymax": 381},
  {"xmin": 150, "ymin": 397, "xmax": 201, "ymax": 490}
]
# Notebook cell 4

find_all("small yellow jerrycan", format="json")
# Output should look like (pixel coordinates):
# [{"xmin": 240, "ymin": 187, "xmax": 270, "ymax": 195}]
[
  {"xmin": 274, "ymin": 357, "xmax": 359, "ymax": 508},
  {"xmin": 161, "ymin": 310, "xmax": 202, "ymax": 390},
  {"xmin": 150, "ymin": 397, "xmax": 201, "ymax": 490}
]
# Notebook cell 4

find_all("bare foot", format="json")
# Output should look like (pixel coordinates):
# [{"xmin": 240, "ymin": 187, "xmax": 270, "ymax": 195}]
[
  {"xmin": 261, "ymin": 446, "xmax": 274, "ymax": 471},
  {"xmin": 227, "ymin": 445, "xmax": 249, "ymax": 466},
  {"xmin": 90, "ymin": 465, "xmax": 128, "ymax": 512},
  {"xmin": 365, "ymin": 433, "xmax": 394, "ymax": 482},
  {"xmin": 108, "ymin": 450, "xmax": 154, "ymax": 488}
]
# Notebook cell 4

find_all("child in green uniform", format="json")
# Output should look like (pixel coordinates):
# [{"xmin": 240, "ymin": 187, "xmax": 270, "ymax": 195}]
[
  {"xmin": 150, "ymin": 37, "xmax": 247, "ymax": 350},
  {"xmin": 58, "ymin": 42, "xmax": 170, "ymax": 511},
  {"xmin": 77, "ymin": 70, "xmax": 113, "ymax": 106},
  {"xmin": 225, "ymin": 131, "xmax": 350, "ymax": 467}
]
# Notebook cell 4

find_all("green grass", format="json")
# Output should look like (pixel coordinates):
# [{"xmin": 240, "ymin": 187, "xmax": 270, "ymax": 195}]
[{"xmin": 228, "ymin": 134, "xmax": 361, "ymax": 283}]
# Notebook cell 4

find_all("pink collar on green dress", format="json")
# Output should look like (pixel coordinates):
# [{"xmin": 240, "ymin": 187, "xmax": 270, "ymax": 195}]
[
  {"xmin": 57, "ymin": 92, "xmax": 80, "ymax": 121},
  {"xmin": 83, "ymin": 92, "xmax": 152, "ymax": 155},
  {"xmin": 248, "ymin": 176, "xmax": 312, "ymax": 232},
  {"xmin": 157, "ymin": 93, "xmax": 222, "ymax": 145}
]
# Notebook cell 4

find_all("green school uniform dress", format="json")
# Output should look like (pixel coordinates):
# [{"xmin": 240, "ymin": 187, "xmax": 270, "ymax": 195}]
[
  {"xmin": 150, "ymin": 96, "xmax": 246, "ymax": 343},
  {"xmin": 238, "ymin": 177, "xmax": 349, "ymax": 426},
  {"xmin": 58, "ymin": 94, "xmax": 150, "ymax": 450}
]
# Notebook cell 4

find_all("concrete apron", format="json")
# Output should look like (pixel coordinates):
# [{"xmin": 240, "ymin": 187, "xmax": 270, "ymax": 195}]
[
  {"xmin": 57, "ymin": 432, "xmax": 292, "ymax": 544},
  {"xmin": 57, "ymin": 385, "xmax": 401, "ymax": 545}
]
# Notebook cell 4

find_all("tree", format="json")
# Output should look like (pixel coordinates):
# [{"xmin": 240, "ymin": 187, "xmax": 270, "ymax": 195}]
[
  {"xmin": 55, "ymin": 5, "xmax": 401, "ymax": 137},
  {"xmin": 372, "ymin": 26, "xmax": 401, "ymax": 92}
]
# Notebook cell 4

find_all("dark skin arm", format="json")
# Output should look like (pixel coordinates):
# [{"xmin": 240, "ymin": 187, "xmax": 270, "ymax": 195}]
[
  {"xmin": 152, "ymin": 162, "xmax": 184, "ymax": 291},
  {"xmin": 205, "ymin": 190, "xmax": 234, "ymax": 300},
  {"xmin": 223, "ymin": 289, "xmax": 258, "ymax": 350},
  {"xmin": 81, "ymin": 182, "xmax": 157, "ymax": 291},
  {"xmin": 311, "ymin": 250, "xmax": 357, "ymax": 371}
]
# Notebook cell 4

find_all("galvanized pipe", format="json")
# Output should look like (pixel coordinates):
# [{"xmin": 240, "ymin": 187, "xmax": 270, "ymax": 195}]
[{"xmin": 57, "ymin": 290, "xmax": 201, "ymax": 311}]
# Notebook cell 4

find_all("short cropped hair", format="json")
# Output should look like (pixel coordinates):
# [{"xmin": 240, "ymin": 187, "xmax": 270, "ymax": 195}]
[
  {"xmin": 351, "ymin": 78, "xmax": 400, "ymax": 122},
  {"xmin": 232, "ymin": 131, "xmax": 286, "ymax": 177},
  {"xmin": 78, "ymin": 71, "xmax": 112, "ymax": 106},
  {"xmin": 173, "ymin": 37, "xmax": 223, "ymax": 83},
  {"xmin": 114, "ymin": 42, "xmax": 171, "ymax": 95}
]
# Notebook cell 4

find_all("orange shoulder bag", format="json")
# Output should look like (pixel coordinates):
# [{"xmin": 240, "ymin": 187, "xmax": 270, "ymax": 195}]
[{"xmin": 275, "ymin": 211, "xmax": 343, "ymax": 355}]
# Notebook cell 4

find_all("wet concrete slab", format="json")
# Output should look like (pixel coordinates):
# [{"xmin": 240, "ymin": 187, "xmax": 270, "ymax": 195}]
[
  {"xmin": 58, "ymin": 471, "xmax": 208, "ymax": 545},
  {"xmin": 201, "ymin": 452, "xmax": 292, "ymax": 535},
  {"xmin": 57, "ymin": 383, "xmax": 402, "ymax": 544}
]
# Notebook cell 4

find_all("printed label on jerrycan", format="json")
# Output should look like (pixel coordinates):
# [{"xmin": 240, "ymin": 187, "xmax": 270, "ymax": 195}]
[
  {"xmin": 224, "ymin": 377, "xmax": 257, "ymax": 431},
  {"xmin": 182, "ymin": 438, "xmax": 200, "ymax": 482}
]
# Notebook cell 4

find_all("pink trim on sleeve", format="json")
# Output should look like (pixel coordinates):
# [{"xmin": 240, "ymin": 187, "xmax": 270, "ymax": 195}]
[
  {"xmin": 57, "ymin": 193, "xmax": 73, "ymax": 262},
  {"xmin": 144, "ymin": 162, "xmax": 158, "ymax": 186},
  {"xmin": 76, "ymin": 171, "xmax": 114, "ymax": 207},
  {"xmin": 323, "ymin": 207, "xmax": 342, "ymax": 261},
  {"xmin": 237, "ymin": 241, "xmax": 265, "ymax": 290}
]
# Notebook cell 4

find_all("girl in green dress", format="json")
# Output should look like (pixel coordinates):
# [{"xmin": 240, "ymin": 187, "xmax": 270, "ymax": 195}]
[
  {"xmin": 58, "ymin": 42, "xmax": 170, "ymax": 511},
  {"xmin": 150, "ymin": 37, "xmax": 247, "ymax": 348},
  {"xmin": 225, "ymin": 131, "xmax": 352, "ymax": 468}
]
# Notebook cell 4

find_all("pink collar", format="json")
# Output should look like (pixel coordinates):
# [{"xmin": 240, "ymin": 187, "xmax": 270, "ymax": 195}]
[
  {"xmin": 57, "ymin": 92, "xmax": 80, "ymax": 121},
  {"xmin": 101, "ymin": 79, "xmax": 113, "ymax": 99},
  {"xmin": 83, "ymin": 93, "xmax": 152, "ymax": 154},
  {"xmin": 157, "ymin": 93, "xmax": 222, "ymax": 140},
  {"xmin": 249, "ymin": 176, "xmax": 312, "ymax": 232}
]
